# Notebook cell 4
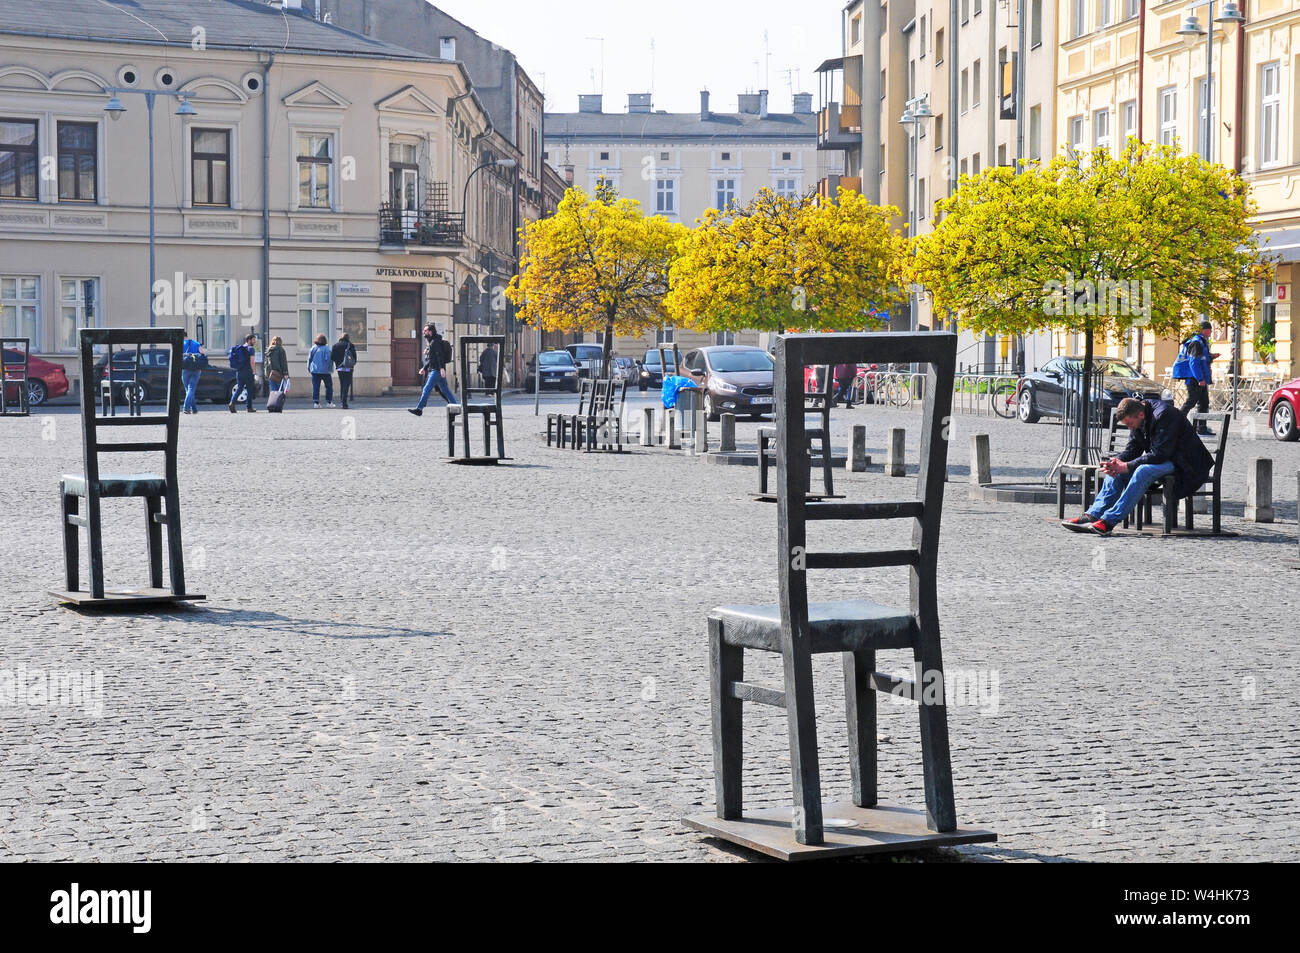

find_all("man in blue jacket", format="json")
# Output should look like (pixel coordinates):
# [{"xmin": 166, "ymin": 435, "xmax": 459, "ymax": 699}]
[
  {"xmin": 1062, "ymin": 397, "xmax": 1215, "ymax": 535},
  {"xmin": 1172, "ymin": 320, "xmax": 1215, "ymax": 435}
]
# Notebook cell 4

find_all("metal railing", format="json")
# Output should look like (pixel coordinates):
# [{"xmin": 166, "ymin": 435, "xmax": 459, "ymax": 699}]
[
  {"xmin": 951, "ymin": 373, "xmax": 1021, "ymax": 417},
  {"xmin": 1047, "ymin": 364, "xmax": 1106, "ymax": 485},
  {"xmin": 378, "ymin": 206, "xmax": 466, "ymax": 247}
]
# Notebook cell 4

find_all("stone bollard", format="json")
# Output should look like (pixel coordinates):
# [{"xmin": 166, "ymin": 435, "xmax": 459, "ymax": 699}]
[
  {"xmin": 641, "ymin": 407, "xmax": 655, "ymax": 447},
  {"xmin": 720, "ymin": 414, "xmax": 737, "ymax": 452},
  {"xmin": 695, "ymin": 407, "xmax": 708, "ymax": 453},
  {"xmin": 851, "ymin": 425, "xmax": 868, "ymax": 472},
  {"xmin": 1245, "ymin": 457, "xmax": 1275, "ymax": 522},
  {"xmin": 667, "ymin": 409, "xmax": 681, "ymax": 449},
  {"xmin": 970, "ymin": 433, "xmax": 992, "ymax": 486},
  {"xmin": 887, "ymin": 427, "xmax": 906, "ymax": 477}
]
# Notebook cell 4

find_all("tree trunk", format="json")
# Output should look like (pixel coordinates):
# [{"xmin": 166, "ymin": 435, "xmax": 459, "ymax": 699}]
[
  {"xmin": 602, "ymin": 317, "xmax": 615, "ymax": 381},
  {"xmin": 1078, "ymin": 327, "xmax": 1094, "ymax": 466}
]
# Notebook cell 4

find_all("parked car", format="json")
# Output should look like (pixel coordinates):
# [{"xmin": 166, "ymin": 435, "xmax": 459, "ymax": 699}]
[
  {"xmin": 2, "ymin": 348, "xmax": 70, "ymax": 407},
  {"xmin": 610, "ymin": 355, "xmax": 639, "ymax": 385},
  {"xmin": 682, "ymin": 345, "xmax": 776, "ymax": 420},
  {"xmin": 564, "ymin": 343, "xmax": 607, "ymax": 379},
  {"xmin": 1268, "ymin": 376, "xmax": 1300, "ymax": 441},
  {"xmin": 524, "ymin": 350, "xmax": 580, "ymax": 391},
  {"xmin": 1016, "ymin": 356, "xmax": 1163, "ymax": 424},
  {"xmin": 93, "ymin": 347, "xmax": 260, "ymax": 405},
  {"xmin": 637, "ymin": 348, "xmax": 681, "ymax": 391}
]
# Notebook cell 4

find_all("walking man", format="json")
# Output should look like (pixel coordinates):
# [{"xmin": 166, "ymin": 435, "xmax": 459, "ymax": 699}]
[
  {"xmin": 331, "ymin": 332, "xmax": 357, "ymax": 409},
  {"xmin": 478, "ymin": 341, "xmax": 499, "ymax": 391},
  {"xmin": 408, "ymin": 325, "xmax": 458, "ymax": 416},
  {"xmin": 1172, "ymin": 320, "xmax": 1215, "ymax": 435},
  {"xmin": 180, "ymin": 337, "xmax": 206, "ymax": 415},
  {"xmin": 227, "ymin": 332, "xmax": 258, "ymax": 413},
  {"xmin": 1061, "ymin": 397, "xmax": 1215, "ymax": 535}
]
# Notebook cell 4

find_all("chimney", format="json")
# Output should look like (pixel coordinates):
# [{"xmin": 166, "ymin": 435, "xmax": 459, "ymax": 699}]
[
  {"xmin": 628, "ymin": 93, "xmax": 652, "ymax": 113},
  {"xmin": 700, "ymin": 90, "xmax": 711, "ymax": 120},
  {"xmin": 737, "ymin": 93, "xmax": 760, "ymax": 114},
  {"xmin": 759, "ymin": 89, "xmax": 769, "ymax": 118},
  {"xmin": 578, "ymin": 94, "xmax": 603, "ymax": 114},
  {"xmin": 792, "ymin": 92, "xmax": 813, "ymax": 114}
]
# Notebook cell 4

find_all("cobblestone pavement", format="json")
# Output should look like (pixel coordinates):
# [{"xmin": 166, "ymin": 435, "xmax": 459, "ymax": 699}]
[{"xmin": 1, "ymin": 390, "xmax": 1297, "ymax": 862}]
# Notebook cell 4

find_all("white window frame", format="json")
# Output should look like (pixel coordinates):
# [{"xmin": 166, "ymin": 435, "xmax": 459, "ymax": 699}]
[
  {"xmin": 1, "ymin": 275, "xmax": 39, "ymax": 346},
  {"xmin": 1097, "ymin": 0, "xmax": 1111, "ymax": 29},
  {"xmin": 1069, "ymin": 115, "xmax": 1085, "ymax": 155},
  {"xmin": 973, "ymin": 60, "xmax": 981, "ymax": 107},
  {"xmin": 1029, "ymin": 105, "xmax": 1042, "ymax": 160},
  {"xmin": 192, "ymin": 279, "xmax": 231, "ymax": 353},
  {"xmin": 295, "ymin": 130, "xmax": 335, "ymax": 210},
  {"xmin": 1072, "ymin": 0, "xmax": 1087, "ymax": 39},
  {"xmin": 1121, "ymin": 100, "xmax": 1137, "ymax": 145},
  {"xmin": 1093, "ymin": 108, "xmax": 1111, "ymax": 153},
  {"xmin": 715, "ymin": 178, "xmax": 737, "ymax": 210},
  {"xmin": 186, "ymin": 122, "xmax": 238, "ymax": 209},
  {"xmin": 1260, "ymin": 61, "xmax": 1281, "ymax": 169},
  {"xmin": 1159, "ymin": 87, "xmax": 1178, "ymax": 147},
  {"xmin": 297, "ymin": 282, "xmax": 333, "ymax": 350},
  {"xmin": 655, "ymin": 178, "xmax": 677, "ymax": 215},
  {"xmin": 1196, "ymin": 77, "xmax": 1217, "ymax": 159},
  {"xmin": 57, "ymin": 276, "xmax": 101, "ymax": 353}
]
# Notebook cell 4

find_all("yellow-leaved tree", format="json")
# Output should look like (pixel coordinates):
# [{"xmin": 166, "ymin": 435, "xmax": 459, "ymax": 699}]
[
  {"xmin": 666, "ymin": 187, "xmax": 907, "ymax": 333},
  {"xmin": 507, "ymin": 186, "xmax": 685, "ymax": 376}
]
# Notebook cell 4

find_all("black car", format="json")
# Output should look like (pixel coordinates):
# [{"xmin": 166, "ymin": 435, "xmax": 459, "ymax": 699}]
[
  {"xmin": 637, "ymin": 348, "xmax": 681, "ymax": 391},
  {"xmin": 524, "ymin": 350, "xmax": 580, "ymax": 391},
  {"xmin": 682, "ymin": 345, "xmax": 775, "ymax": 420},
  {"xmin": 94, "ymin": 347, "xmax": 261, "ymax": 405},
  {"xmin": 1017, "ymin": 356, "xmax": 1164, "ymax": 424}
]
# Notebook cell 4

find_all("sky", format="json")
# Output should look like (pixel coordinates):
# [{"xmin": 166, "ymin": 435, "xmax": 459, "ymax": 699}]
[{"xmin": 430, "ymin": 0, "xmax": 846, "ymax": 115}]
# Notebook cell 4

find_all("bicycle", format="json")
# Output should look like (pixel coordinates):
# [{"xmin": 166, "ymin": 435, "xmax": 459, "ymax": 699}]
[
  {"xmin": 878, "ymin": 365, "xmax": 913, "ymax": 407},
  {"xmin": 990, "ymin": 380, "xmax": 1019, "ymax": 419}
]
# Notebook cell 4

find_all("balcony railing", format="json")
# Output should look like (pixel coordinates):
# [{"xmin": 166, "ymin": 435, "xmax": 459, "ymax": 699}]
[
  {"xmin": 817, "ymin": 175, "xmax": 862, "ymax": 200},
  {"xmin": 817, "ymin": 102, "xmax": 862, "ymax": 150},
  {"xmin": 379, "ymin": 203, "xmax": 465, "ymax": 248}
]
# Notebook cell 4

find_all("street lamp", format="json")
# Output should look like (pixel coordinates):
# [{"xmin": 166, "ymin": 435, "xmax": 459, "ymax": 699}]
[
  {"xmin": 1176, "ymin": 0, "xmax": 1246, "ymax": 164},
  {"xmin": 103, "ymin": 88, "xmax": 199, "ymax": 326},
  {"xmin": 899, "ymin": 97, "xmax": 933, "ymax": 334}
]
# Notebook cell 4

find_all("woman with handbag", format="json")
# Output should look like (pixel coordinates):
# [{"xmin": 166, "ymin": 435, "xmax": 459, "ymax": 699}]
[{"xmin": 265, "ymin": 336, "xmax": 289, "ymax": 402}]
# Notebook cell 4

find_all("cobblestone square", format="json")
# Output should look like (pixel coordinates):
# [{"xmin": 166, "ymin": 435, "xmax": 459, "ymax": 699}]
[{"xmin": 2, "ymin": 393, "xmax": 1297, "ymax": 861}]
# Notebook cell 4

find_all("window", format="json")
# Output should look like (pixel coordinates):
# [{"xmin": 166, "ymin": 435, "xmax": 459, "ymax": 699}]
[
  {"xmin": 881, "ymin": 69, "xmax": 887, "ymax": 100},
  {"xmin": 1159, "ymin": 86, "xmax": 1177, "ymax": 146},
  {"xmin": 1259, "ymin": 279, "xmax": 1277, "ymax": 358},
  {"xmin": 439, "ymin": 37, "xmax": 456, "ymax": 60},
  {"xmin": 1121, "ymin": 100, "xmax": 1137, "ymax": 145},
  {"xmin": 1029, "ymin": 105, "xmax": 1042, "ymax": 160},
  {"xmin": 655, "ymin": 327, "xmax": 674, "ymax": 345},
  {"xmin": 775, "ymin": 178, "xmax": 798, "ymax": 199},
  {"xmin": 1125, "ymin": 0, "xmax": 1139, "ymax": 19},
  {"xmin": 934, "ymin": 115, "xmax": 943, "ymax": 150},
  {"xmin": 962, "ymin": 0, "xmax": 969, "ymax": 24},
  {"xmin": 879, "ymin": 3, "xmax": 887, "ymax": 36},
  {"xmin": 1094, "ymin": 108, "xmax": 1111, "ymax": 152},
  {"xmin": 659, "ymin": 151, "xmax": 669, "ymax": 161},
  {"xmin": 1261, "ymin": 61, "xmax": 1281, "ymax": 168},
  {"xmin": 959, "ymin": 157, "xmax": 968, "ymax": 177},
  {"xmin": 720, "ymin": 151, "xmax": 731, "ymax": 162},
  {"xmin": 57, "ymin": 122, "xmax": 97, "ymax": 202},
  {"xmin": 909, "ymin": 60, "xmax": 916, "ymax": 99},
  {"xmin": 972, "ymin": 153, "xmax": 981, "ymax": 174},
  {"xmin": 192, "ymin": 129, "xmax": 230, "ymax": 207},
  {"xmin": 851, "ymin": 14, "xmax": 861, "ymax": 44},
  {"xmin": 782, "ymin": 151, "xmax": 792, "ymax": 161},
  {"xmin": 296, "ymin": 133, "xmax": 333, "ymax": 208},
  {"xmin": 298, "ymin": 282, "xmax": 332, "ymax": 349},
  {"xmin": 715, "ymin": 178, "xmax": 736, "ymax": 209},
  {"xmin": 0, "ymin": 119, "xmax": 38, "ymax": 200},
  {"xmin": 936, "ymin": 28, "xmax": 944, "ymax": 65},
  {"xmin": 1, "ymin": 276, "xmax": 38, "ymax": 342},
  {"xmin": 714, "ymin": 331, "xmax": 737, "ymax": 346},
  {"xmin": 599, "ymin": 151, "xmax": 610, "ymax": 161},
  {"xmin": 973, "ymin": 60, "xmax": 981, "ymax": 107},
  {"xmin": 59, "ymin": 278, "xmax": 98, "ymax": 352},
  {"xmin": 920, "ymin": 16, "xmax": 927, "ymax": 57},
  {"xmin": 997, "ymin": 143, "xmax": 1007, "ymax": 166},
  {"xmin": 1097, "ymin": 0, "xmax": 1111, "ymax": 28},
  {"xmin": 1069, "ymin": 115, "xmax": 1085, "ymax": 155},
  {"xmin": 655, "ymin": 178, "xmax": 676, "ymax": 214},
  {"xmin": 1072, "ymin": 0, "xmax": 1086, "ymax": 39},
  {"xmin": 193, "ymin": 279, "xmax": 230, "ymax": 352},
  {"xmin": 1031, "ymin": 0, "xmax": 1043, "ymax": 47},
  {"xmin": 974, "ymin": 0, "xmax": 982, "ymax": 15},
  {"xmin": 961, "ymin": 69, "xmax": 969, "ymax": 112},
  {"xmin": 1197, "ymin": 77, "xmax": 1216, "ymax": 158},
  {"xmin": 918, "ymin": 178, "xmax": 927, "ymax": 212}
]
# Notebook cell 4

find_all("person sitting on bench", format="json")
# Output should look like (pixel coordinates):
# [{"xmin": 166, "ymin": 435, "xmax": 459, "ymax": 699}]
[{"xmin": 1062, "ymin": 396, "xmax": 1214, "ymax": 536}]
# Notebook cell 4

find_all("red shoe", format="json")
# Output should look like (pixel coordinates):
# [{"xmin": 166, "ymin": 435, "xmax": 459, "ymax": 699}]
[
  {"xmin": 1060, "ymin": 515, "xmax": 1093, "ymax": 532},
  {"xmin": 1088, "ymin": 520, "xmax": 1114, "ymax": 536}
]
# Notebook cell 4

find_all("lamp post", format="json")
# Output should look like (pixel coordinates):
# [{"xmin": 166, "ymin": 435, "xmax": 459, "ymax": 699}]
[
  {"xmin": 104, "ymin": 89, "xmax": 197, "ymax": 327},
  {"xmin": 899, "ymin": 97, "xmax": 933, "ymax": 334}
]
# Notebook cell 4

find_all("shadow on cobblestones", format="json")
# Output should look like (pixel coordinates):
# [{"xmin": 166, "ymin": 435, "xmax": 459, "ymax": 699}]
[{"xmin": 196, "ymin": 608, "xmax": 451, "ymax": 641}]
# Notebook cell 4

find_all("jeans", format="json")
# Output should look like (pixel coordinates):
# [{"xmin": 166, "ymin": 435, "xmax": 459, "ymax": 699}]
[
  {"xmin": 415, "ymin": 368, "xmax": 458, "ymax": 409},
  {"xmin": 1087, "ymin": 461, "xmax": 1176, "ymax": 526},
  {"xmin": 181, "ymin": 370, "xmax": 200, "ymax": 412},
  {"xmin": 311, "ymin": 372, "xmax": 333, "ymax": 404},
  {"xmin": 230, "ymin": 371, "xmax": 256, "ymax": 410},
  {"xmin": 338, "ymin": 370, "xmax": 353, "ymax": 406}
]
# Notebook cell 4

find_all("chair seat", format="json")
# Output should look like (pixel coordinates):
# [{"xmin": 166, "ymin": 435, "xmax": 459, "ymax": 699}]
[
  {"xmin": 709, "ymin": 599, "xmax": 917, "ymax": 654},
  {"xmin": 448, "ymin": 400, "xmax": 499, "ymax": 417},
  {"xmin": 61, "ymin": 473, "xmax": 167, "ymax": 498}
]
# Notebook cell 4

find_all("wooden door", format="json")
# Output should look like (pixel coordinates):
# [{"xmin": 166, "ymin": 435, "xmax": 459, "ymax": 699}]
[{"xmin": 391, "ymin": 285, "xmax": 422, "ymax": 386}]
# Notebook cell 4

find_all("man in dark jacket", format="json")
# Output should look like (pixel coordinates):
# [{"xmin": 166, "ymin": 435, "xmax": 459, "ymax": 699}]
[
  {"xmin": 407, "ymin": 325, "xmax": 458, "ymax": 416},
  {"xmin": 227, "ymin": 332, "xmax": 258, "ymax": 413},
  {"xmin": 330, "ymin": 332, "xmax": 357, "ymax": 409},
  {"xmin": 1172, "ymin": 320, "xmax": 1216, "ymax": 434},
  {"xmin": 1062, "ymin": 397, "xmax": 1215, "ymax": 535}
]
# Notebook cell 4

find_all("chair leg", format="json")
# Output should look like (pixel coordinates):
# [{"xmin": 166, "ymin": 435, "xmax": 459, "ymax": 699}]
[
  {"xmin": 62, "ymin": 491, "xmax": 79, "ymax": 592},
  {"xmin": 86, "ymin": 493, "xmax": 106, "ymax": 601},
  {"xmin": 758, "ymin": 432, "xmax": 769, "ymax": 495},
  {"xmin": 1212, "ymin": 482, "xmax": 1222, "ymax": 535},
  {"xmin": 483, "ymin": 413, "xmax": 491, "ymax": 456},
  {"xmin": 843, "ymin": 650, "xmax": 877, "ymax": 808},
  {"xmin": 1056, "ymin": 472, "xmax": 1066, "ymax": 520},
  {"xmin": 820, "ymin": 432, "xmax": 834, "ymax": 496},
  {"xmin": 1163, "ymin": 484, "xmax": 1176, "ymax": 535},
  {"xmin": 781, "ymin": 644, "xmax": 824, "ymax": 845},
  {"xmin": 709, "ymin": 617, "xmax": 743, "ymax": 820},
  {"xmin": 145, "ymin": 495, "xmax": 163, "ymax": 590},
  {"xmin": 914, "ymin": 636, "xmax": 957, "ymax": 833},
  {"xmin": 495, "ymin": 411, "xmax": 505, "ymax": 458},
  {"xmin": 447, "ymin": 413, "xmax": 456, "ymax": 457},
  {"xmin": 1184, "ymin": 493, "xmax": 1194, "ymax": 532},
  {"xmin": 163, "ymin": 486, "xmax": 186, "ymax": 596},
  {"xmin": 461, "ymin": 407, "xmax": 471, "ymax": 461}
]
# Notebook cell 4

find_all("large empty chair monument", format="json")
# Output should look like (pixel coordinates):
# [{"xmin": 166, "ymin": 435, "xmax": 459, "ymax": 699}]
[
  {"xmin": 52, "ymin": 328, "xmax": 202, "ymax": 607},
  {"xmin": 447, "ymin": 334, "xmax": 507, "ymax": 464},
  {"xmin": 685, "ymin": 332, "xmax": 995, "ymax": 860}
]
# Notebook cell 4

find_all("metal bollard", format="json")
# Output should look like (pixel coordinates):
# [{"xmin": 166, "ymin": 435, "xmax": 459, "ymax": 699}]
[
  {"xmin": 850, "ymin": 425, "xmax": 868, "ymax": 472},
  {"xmin": 1245, "ymin": 457, "xmax": 1274, "ymax": 523},
  {"xmin": 887, "ymin": 427, "xmax": 906, "ymax": 477},
  {"xmin": 970, "ymin": 433, "xmax": 992, "ymax": 486},
  {"xmin": 641, "ymin": 407, "xmax": 654, "ymax": 447},
  {"xmin": 667, "ymin": 409, "xmax": 681, "ymax": 449},
  {"xmin": 720, "ymin": 414, "xmax": 736, "ymax": 452}
]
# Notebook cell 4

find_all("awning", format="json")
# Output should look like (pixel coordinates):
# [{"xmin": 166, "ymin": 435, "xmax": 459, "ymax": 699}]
[{"xmin": 1257, "ymin": 226, "xmax": 1300, "ymax": 263}]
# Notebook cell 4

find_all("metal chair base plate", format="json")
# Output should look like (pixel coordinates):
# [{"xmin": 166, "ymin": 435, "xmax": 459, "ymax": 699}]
[
  {"xmin": 750, "ymin": 491, "xmax": 845, "ymax": 503},
  {"xmin": 683, "ymin": 801, "xmax": 996, "ymax": 862},
  {"xmin": 446, "ymin": 457, "xmax": 512, "ymax": 466},
  {"xmin": 50, "ymin": 588, "xmax": 206, "ymax": 608}
]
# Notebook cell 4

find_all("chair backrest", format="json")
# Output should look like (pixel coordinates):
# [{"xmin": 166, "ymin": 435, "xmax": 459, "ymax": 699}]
[
  {"xmin": 775, "ymin": 332, "xmax": 957, "ymax": 635},
  {"xmin": 77, "ymin": 327, "xmax": 183, "ymax": 491},
  {"xmin": 1105, "ymin": 412, "xmax": 1128, "ymax": 456},
  {"xmin": 457, "ymin": 334, "xmax": 504, "ymax": 405},
  {"xmin": 1191, "ymin": 411, "xmax": 1231, "ymax": 476},
  {"xmin": 1, "ymin": 337, "xmax": 30, "ymax": 414}
]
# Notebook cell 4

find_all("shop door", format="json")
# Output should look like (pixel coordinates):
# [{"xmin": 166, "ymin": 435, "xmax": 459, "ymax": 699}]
[{"xmin": 391, "ymin": 285, "xmax": 422, "ymax": 386}]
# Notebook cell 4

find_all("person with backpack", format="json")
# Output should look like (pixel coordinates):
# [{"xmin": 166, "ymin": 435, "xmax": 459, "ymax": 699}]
[
  {"xmin": 308, "ymin": 333, "xmax": 334, "ymax": 407},
  {"xmin": 265, "ymin": 335, "xmax": 289, "ymax": 398},
  {"xmin": 408, "ymin": 324, "xmax": 458, "ymax": 416},
  {"xmin": 330, "ymin": 332, "xmax": 358, "ymax": 409},
  {"xmin": 227, "ymin": 332, "xmax": 258, "ymax": 413},
  {"xmin": 1172, "ymin": 320, "xmax": 1216, "ymax": 435},
  {"xmin": 180, "ymin": 337, "xmax": 207, "ymax": 415},
  {"xmin": 478, "ymin": 342, "xmax": 499, "ymax": 391}
]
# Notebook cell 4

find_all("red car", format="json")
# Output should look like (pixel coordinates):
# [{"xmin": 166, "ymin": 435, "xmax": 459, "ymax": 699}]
[
  {"xmin": 2, "ymin": 348, "xmax": 70, "ymax": 408},
  {"xmin": 1269, "ymin": 377, "xmax": 1300, "ymax": 441}
]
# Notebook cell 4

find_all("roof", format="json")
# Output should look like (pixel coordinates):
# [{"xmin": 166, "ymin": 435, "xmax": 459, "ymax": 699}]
[
  {"xmin": 544, "ymin": 111, "xmax": 818, "ymax": 142},
  {"xmin": 0, "ymin": 0, "xmax": 436, "ymax": 61}
]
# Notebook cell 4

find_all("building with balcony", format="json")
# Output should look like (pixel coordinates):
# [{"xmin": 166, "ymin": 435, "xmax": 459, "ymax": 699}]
[{"xmin": 0, "ymin": 0, "xmax": 509, "ymax": 397}]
